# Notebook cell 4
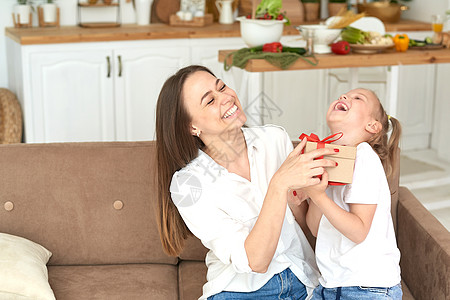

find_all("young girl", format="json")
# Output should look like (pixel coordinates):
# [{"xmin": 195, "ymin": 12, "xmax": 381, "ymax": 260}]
[{"xmin": 304, "ymin": 88, "xmax": 403, "ymax": 299}]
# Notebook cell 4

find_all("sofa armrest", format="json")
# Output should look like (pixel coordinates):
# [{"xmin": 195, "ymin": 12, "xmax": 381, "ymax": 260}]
[{"xmin": 397, "ymin": 186, "xmax": 450, "ymax": 300}]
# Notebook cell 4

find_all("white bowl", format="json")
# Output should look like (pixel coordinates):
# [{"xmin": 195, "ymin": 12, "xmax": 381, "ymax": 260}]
[
  {"xmin": 237, "ymin": 16, "xmax": 287, "ymax": 48},
  {"xmin": 296, "ymin": 25, "xmax": 342, "ymax": 54}
]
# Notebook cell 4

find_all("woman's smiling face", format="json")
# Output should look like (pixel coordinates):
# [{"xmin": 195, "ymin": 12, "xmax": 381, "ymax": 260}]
[{"xmin": 182, "ymin": 70, "xmax": 246, "ymax": 138}]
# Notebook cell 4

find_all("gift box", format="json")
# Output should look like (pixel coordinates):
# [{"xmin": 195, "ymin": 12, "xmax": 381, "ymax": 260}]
[{"xmin": 300, "ymin": 133, "xmax": 356, "ymax": 185}]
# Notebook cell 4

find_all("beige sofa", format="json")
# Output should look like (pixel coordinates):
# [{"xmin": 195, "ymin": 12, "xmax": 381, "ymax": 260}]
[{"xmin": 0, "ymin": 141, "xmax": 448, "ymax": 299}]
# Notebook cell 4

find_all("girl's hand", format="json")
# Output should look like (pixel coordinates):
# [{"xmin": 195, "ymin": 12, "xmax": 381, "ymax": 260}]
[
  {"xmin": 272, "ymin": 138, "xmax": 337, "ymax": 191},
  {"xmin": 303, "ymin": 170, "xmax": 329, "ymax": 201},
  {"xmin": 288, "ymin": 189, "xmax": 308, "ymax": 206}
]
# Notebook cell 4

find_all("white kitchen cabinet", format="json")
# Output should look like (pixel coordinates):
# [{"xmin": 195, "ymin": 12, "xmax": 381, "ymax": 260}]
[
  {"xmin": 262, "ymin": 70, "xmax": 328, "ymax": 139},
  {"xmin": 113, "ymin": 40, "xmax": 190, "ymax": 141},
  {"xmin": 27, "ymin": 47, "xmax": 115, "ymax": 142},
  {"xmin": 8, "ymin": 39, "xmax": 190, "ymax": 143},
  {"xmin": 396, "ymin": 64, "xmax": 435, "ymax": 151}
]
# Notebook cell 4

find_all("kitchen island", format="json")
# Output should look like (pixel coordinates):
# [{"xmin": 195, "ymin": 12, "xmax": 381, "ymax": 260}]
[{"xmin": 219, "ymin": 48, "xmax": 450, "ymax": 71}]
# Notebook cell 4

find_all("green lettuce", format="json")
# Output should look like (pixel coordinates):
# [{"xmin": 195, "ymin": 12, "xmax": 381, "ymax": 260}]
[{"xmin": 255, "ymin": 0, "xmax": 282, "ymax": 19}]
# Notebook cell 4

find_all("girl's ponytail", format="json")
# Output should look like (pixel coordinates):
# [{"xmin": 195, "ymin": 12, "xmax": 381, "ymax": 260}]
[
  {"xmin": 387, "ymin": 116, "xmax": 402, "ymax": 180},
  {"xmin": 367, "ymin": 91, "xmax": 402, "ymax": 181}
]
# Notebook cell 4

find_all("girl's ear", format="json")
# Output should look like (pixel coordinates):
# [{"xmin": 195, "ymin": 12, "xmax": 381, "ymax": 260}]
[{"xmin": 366, "ymin": 120, "xmax": 382, "ymax": 134}]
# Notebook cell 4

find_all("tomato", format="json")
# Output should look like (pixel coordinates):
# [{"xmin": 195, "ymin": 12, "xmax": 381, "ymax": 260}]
[{"xmin": 331, "ymin": 41, "xmax": 350, "ymax": 55}]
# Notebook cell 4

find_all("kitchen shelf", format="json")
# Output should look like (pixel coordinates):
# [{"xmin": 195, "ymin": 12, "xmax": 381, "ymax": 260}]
[
  {"xmin": 5, "ymin": 20, "xmax": 432, "ymax": 46},
  {"xmin": 79, "ymin": 22, "xmax": 121, "ymax": 28},
  {"xmin": 77, "ymin": 0, "xmax": 121, "ymax": 28},
  {"xmin": 78, "ymin": 2, "xmax": 119, "ymax": 7}
]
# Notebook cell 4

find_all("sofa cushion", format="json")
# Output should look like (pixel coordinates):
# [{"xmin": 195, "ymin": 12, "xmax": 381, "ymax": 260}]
[
  {"xmin": 0, "ymin": 233, "xmax": 55, "ymax": 300},
  {"xmin": 401, "ymin": 280, "xmax": 414, "ymax": 300},
  {"xmin": 48, "ymin": 264, "xmax": 178, "ymax": 300},
  {"xmin": 178, "ymin": 261, "xmax": 207, "ymax": 300},
  {"xmin": 397, "ymin": 187, "xmax": 450, "ymax": 300},
  {"xmin": 0, "ymin": 142, "xmax": 176, "ymax": 266},
  {"xmin": 179, "ymin": 235, "xmax": 208, "ymax": 261}
]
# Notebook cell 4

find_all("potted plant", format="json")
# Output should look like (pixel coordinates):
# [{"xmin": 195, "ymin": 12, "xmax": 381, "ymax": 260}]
[
  {"xmin": 328, "ymin": 0, "xmax": 347, "ymax": 18},
  {"xmin": 40, "ymin": 0, "xmax": 57, "ymax": 23},
  {"xmin": 14, "ymin": 0, "xmax": 32, "ymax": 25},
  {"xmin": 301, "ymin": 0, "xmax": 320, "ymax": 22}
]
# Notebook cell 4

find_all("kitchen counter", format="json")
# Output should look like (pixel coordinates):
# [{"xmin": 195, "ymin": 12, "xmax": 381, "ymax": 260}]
[
  {"xmin": 5, "ymin": 19, "xmax": 431, "ymax": 45},
  {"xmin": 218, "ymin": 48, "xmax": 450, "ymax": 72}
]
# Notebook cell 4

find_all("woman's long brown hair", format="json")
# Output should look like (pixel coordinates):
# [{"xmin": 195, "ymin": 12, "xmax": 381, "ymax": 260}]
[
  {"xmin": 366, "ymin": 90, "xmax": 402, "ymax": 181},
  {"xmin": 155, "ymin": 65, "xmax": 214, "ymax": 256}
]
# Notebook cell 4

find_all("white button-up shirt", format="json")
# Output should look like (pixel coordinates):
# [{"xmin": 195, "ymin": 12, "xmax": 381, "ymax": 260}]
[{"xmin": 170, "ymin": 125, "xmax": 319, "ymax": 300}]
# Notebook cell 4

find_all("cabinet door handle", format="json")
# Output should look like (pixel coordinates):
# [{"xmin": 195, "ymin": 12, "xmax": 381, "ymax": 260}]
[
  {"xmin": 118, "ymin": 55, "xmax": 122, "ymax": 77},
  {"xmin": 106, "ymin": 56, "xmax": 111, "ymax": 78}
]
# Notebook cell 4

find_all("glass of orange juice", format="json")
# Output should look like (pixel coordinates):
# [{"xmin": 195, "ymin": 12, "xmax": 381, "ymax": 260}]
[{"xmin": 432, "ymin": 14, "xmax": 444, "ymax": 33}]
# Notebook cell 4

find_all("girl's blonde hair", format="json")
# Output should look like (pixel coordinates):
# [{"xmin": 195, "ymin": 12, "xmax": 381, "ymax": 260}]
[{"xmin": 366, "ymin": 90, "xmax": 402, "ymax": 181}]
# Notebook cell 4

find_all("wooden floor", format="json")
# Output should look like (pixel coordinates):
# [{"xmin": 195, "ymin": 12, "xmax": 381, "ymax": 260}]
[{"xmin": 400, "ymin": 149, "xmax": 450, "ymax": 231}]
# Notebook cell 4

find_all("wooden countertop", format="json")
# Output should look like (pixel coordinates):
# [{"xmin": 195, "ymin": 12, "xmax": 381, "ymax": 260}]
[
  {"xmin": 5, "ymin": 19, "xmax": 431, "ymax": 45},
  {"xmin": 218, "ymin": 48, "xmax": 450, "ymax": 72}
]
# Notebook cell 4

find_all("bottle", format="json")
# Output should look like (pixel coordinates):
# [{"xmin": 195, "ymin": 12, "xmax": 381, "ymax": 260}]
[
  {"xmin": 306, "ymin": 28, "xmax": 315, "ymax": 55},
  {"xmin": 445, "ymin": 10, "xmax": 450, "ymax": 32}
]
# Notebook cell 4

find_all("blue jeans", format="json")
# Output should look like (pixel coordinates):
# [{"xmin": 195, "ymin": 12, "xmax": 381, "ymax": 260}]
[
  {"xmin": 311, "ymin": 283, "xmax": 402, "ymax": 300},
  {"xmin": 208, "ymin": 268, "xmax": 307, "ymax": 300}
]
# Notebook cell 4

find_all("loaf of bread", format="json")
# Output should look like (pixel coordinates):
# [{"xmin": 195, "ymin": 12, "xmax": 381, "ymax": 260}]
[{"xmin": 433, "ymin": 31, "xmax": 450, "ymax": 48}]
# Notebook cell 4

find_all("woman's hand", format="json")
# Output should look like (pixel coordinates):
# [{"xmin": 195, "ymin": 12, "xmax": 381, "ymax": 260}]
[{"xmin": 272, "ymin": 138, "xmax": 338, "ymax": 192}]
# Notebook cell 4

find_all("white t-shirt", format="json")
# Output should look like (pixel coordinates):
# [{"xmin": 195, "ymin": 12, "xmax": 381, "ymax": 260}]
[
  {"xmin": 170, "ymin": 125, "xmax": 320, "ymax": 300},
  {"xmin": 315, "ymin": 142, "xmax": 401, "ymax": 288}
]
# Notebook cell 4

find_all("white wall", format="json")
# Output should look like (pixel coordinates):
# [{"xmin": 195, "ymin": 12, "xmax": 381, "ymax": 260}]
[
  {"xmin": 401, "ymin": 0, "xmax": 448, "ymax": 23},
  {"xmin": 1, "ymin": 0, "xmax": 17, "ymax": 88}
]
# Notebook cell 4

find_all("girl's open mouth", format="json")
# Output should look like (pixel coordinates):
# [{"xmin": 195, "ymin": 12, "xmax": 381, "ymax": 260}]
[{"xmin": 334, "ymin": 102, "xmax": 349, "ymax": 111}]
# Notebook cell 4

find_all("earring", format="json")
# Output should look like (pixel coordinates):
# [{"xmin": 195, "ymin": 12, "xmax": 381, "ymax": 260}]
[{"xmin": 196, "ymin": 131, "xmax": 201, "ymax": 138}]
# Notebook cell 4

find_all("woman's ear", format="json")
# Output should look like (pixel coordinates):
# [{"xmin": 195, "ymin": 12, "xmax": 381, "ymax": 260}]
[
  {"xmin": 191, "ymin": 125, "xmax": 200, "ymax": 137},
  {"xmin": 366, "ymin": 120, "xmax": 382, "ymax": 134}
]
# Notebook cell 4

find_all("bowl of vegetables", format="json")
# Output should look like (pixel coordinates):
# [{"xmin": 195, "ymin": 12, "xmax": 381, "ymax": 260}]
[
  {"xmin": 340, "ymin": 26, "xmax": 394, "ymax": 54},
  {"xmin": 238, "ymin": 0, "xmax": 288, "ymax": 47}
]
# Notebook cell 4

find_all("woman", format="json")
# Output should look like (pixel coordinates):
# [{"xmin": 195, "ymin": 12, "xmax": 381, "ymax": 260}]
[{"xmin": 155, "ymin": 65, "xmax": 337, "ymax": 300}]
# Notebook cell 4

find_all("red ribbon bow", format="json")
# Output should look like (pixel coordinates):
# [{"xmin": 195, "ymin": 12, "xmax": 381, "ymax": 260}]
[
  {"xmin": 299, "ymin": 132, "xmax": 343, "ymax": 157},
  {"xmin": 299, "ymin": 132, "xmax": 343, "ymax": 145},
  {"xmin": 298, "ymin": 132, "xmax": 346, "ymax": 186}
]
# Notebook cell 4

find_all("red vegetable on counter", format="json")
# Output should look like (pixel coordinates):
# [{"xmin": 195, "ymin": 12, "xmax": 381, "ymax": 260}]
[
  {"xmin": 331, "ymin": 41, "xmax": 350, "ymax": 55},
  {"xmin": 262, "ymin": 42, "xmax": 283, "ymax": 53}
]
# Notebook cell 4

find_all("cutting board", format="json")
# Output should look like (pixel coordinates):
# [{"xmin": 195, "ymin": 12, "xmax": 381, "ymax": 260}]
[
  {"xmin": 155, "ymin": 0, "xmax": 180, "ymax": 24},
  {"xmin": 282, "ymin": 0, "xmax": 304, "ymax": 24}
]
